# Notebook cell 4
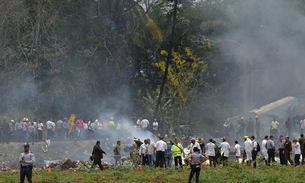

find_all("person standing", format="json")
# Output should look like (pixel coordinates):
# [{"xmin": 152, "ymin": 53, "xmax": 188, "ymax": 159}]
[
  {"xmin": 292, "ymin": 139, "xmax": 301, "ymax": 167},
  {"xmin": 154, "ymin": 137, "xmax": 167, "ymax": 168},
  {"xmin": 220, "ymin": 137, "xmax": 230, "ymax": 167},
  {"xmin": 284, "ymin": 136, "xmax": 293, "ymax": 166},
  {"xmin": 251, "ymin": 136, "xmax": 258, "ymax": 168},
  {"xmin": 186, "ymin": 147, "xmax": 205, "ymax": 183},
  {"xmin": 266, "ymin": 136, "xmax": 276, "ymax": 166},
  {"xmin": 278, "ymin": 135, "xmax": 286, "ymax": 165},
  {"xmin": 139, "ymin": 139, "xmax": 148, "ymax": 166},
  {"xmin": 234, "ymin": 141, "xmax": 241, "ymax": 163},
  {"xmin": 19, "ymin": 143, "xmax": 35, "ymax": 183},
  {"xmin": 198, "ymin": 138, "xmax": 205, "ymax": 155},
  {"xmin": 298, "ymin": 134, "xmax": 305, "ymax": 164},
  {"xmin": 114, "ymin": 140, "xmax": 122, "ymax": 169},
  {"xmin": 152, "ymin": 119, "xmax": 159, "ymax": 135},
  {"xmin": 244, "ymin": 136, "xmax": 252, "ymax": 166},
  {"xmin": 188, "ymin": 138, "xmax": 202, "ymax": 154},
  {"xmin": 91, "ymin": 141, "xmax": 106, "ymax": 170},
  {"xmin": 37, "ymin": 121, "xmax": 43, "ymax": 141},
  {"xmin": 165, "ymin": 141, "xmax": 173, "ymax": 168},
  {"xmin": 270, "ymin": 117, "xmax": 279, "ymax": 139},
  {"xmin": 206, "ymin": 139, "xmax": 216, "ymax": 167},
  {"xmin": 261, "ymin": 136, "xmax": 269, "ymax": 165},
  {"xmin": 146, "ymin": 138, "xmax": 155, "ymax": 168},
  {"xmin": 171, "ymin": 138, "xmax": 184, "ymax": 168}
]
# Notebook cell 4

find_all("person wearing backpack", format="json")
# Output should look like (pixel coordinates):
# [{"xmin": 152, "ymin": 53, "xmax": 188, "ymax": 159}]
[{"xmin": 251, "ymin": 136, "xmax": 258, "ymax": 168}]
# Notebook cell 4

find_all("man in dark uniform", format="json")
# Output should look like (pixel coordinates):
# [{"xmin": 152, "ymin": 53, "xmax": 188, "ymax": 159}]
[
  {"xmin": 186, "ymin": 147, "xmax": 205, "ymax": 183},
  {"xmin": 91, "ymin": 141, "xmax": 106, "ymax": 170},
  {"xmin": 19, "ymin": 143, "xmax": 35, "ymax": 183},
  {"xmin": 284, "ymin": 136, "xmax": 293, "ymax": 165}
]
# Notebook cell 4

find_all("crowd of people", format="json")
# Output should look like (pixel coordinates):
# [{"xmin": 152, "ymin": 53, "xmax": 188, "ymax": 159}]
[{"xmin": 0, "ymin": 116, "xmax": 159, "ymax": 144}]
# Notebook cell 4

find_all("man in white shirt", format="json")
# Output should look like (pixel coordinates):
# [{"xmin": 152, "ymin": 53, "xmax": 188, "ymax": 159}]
[
  {"xmin": 154, "ymin": 137, "xmax": 167, "ymax": 168},
  {"xmin": 139, "ymin": 139, "xmax": 148, "ymax": 165},
  {"xmin": 152, "ymin": 119, "xmax": 159, "ymax": 134},
  {"xmin": 206, "ymin": 139, "xmax": 216, "ymax": 167},
  {"xmin": 188, "ymin": 138, "xmax": 202, "ymax": 154},
  {"xmin": 220, "ymin": 137, "xmax": 230, "ymax": 166},
  {"xmin": 270, "ymin": 117, "xmax": 279, "ymax": 139},
  {"xmin": 261, "ymin": 135, "xmax": 269, "ymax": 165},
  {"xmin": 146, "ymin": 138, "xmax": 155, "ymax": 168}
]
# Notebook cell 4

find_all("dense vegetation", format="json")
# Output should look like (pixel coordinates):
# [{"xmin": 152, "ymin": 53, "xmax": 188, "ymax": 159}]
[{"xmin": 1, "ymin": 0, "xmax": 305, "ymax": 136}]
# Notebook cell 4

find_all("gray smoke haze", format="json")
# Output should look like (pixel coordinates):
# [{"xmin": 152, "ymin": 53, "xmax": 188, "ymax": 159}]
[{"xmin": 216, "ymin": 0, "xmax": 305, "ymax": 112}]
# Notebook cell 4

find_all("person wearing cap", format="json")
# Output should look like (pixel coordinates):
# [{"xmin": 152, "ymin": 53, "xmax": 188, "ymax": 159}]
[
  {"xmin": 186, "ymin": 146, "xmax": 205, "ymax": 183},
  {"xmin": 19, "ymin": 143, "xmax": 35, "ymax": 183}
]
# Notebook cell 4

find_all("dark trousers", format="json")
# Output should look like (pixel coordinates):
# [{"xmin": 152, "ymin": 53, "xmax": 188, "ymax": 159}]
[
  {"xmin": 252, "ymin": 150, "xmax": 257, "ymax": 168},
  {"xmin": 155, "ymin": 151, "xmax": 165, "ymax": 168},
  {"xmin": 188, "ymin": 165, "xmax": 200, "ymax": 183},
  {"xmin": 267, "ymin": 149, "xmax": 275, "ymax": 165},
  {"xmin": 209, "ymin": 156, "xmax": 216, "ymax": 167},
  {"xmin": 38, "ymin": 130, "xmax": 43, "ymax": 141},
  {"xmin": 174, "ymin": 156, "xmax": 182, "ymax": 167},
  {"xmin": 295, "ymin": 154, "xmax": 300, "ymax": 166},
  {"xmin": 20, "ymin": 166, "xmax": 32, "ymax": 183},
  {"xmin": 279, "ymin": 149, "xmax": 286, "ymax": 165},
  {"xmin": 141, "ymin": 154, "xmax": 148, "ymax": 165},
  {"xmin": 92, "ymin": 158, "xmax": 104, "ymax": 170},
  {"xmin": 284, "ymin": 153, "xmax": 293, "ymax": 165}
]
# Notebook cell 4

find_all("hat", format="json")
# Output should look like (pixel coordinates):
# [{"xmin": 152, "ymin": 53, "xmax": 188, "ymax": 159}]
[
  {"xmin": 24, "ymin": 143, "xmax": 30, "ymax": 148},
  {"xmin": 244, "ymin": 136, "xmax": 248, "ymax": 139}
]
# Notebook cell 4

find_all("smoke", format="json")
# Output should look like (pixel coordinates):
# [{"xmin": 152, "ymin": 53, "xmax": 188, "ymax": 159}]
[{"xmin": 215, "ymin": 0, "xmax": 305, "ymax": 112}]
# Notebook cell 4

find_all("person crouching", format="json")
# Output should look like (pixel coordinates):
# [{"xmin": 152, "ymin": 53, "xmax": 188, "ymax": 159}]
[{"xmin": 186, "ymin": 147, "xmax": 205, "ymax": 183}]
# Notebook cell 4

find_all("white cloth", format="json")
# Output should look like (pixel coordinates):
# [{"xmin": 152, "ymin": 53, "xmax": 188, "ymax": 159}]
[
  {"xmin": 293, "ymin": 142, "xmax": 301, "ymax": 154},
  {"xmin": 37, "ymin": 123, "xmax": 43, "ymax": 131},
  {"xmin": 139, "ymin": 144, "xmax": 147, "ymax": 155},
  {"xmin": 189, "ymin": 142, "xmax": 202, "ymax": 154},
  {"xmin": 270, "ymin": 120, "xmax": 279, "ymax": 129},
  {"xmin": 141, "ymin": 119, "xmax": 149, "ymax": 129},
  {"xmin": 146, "ymin": 142, "xmax": 155, "ymax": 155},
  {"xmin": 261, "ymin": 139, "xmax": 268, "ymax": 159},
  {"xmin": 244, "ymin": 138, "xmax": 252, "ymax": 161},
  {"xmin": 153, "ymin": 121, "xmax": 158, "ymax": 131},
  {"xmin": 206, "ymin": 142, "xmax": 216, "ymax": 156},
  {"xmin": 220, "ymin": 142, "xmax": 230, "ymax": 157},
  {"xmin": 234, "ymin": 144, "xmax": 241, "ymax": 157},
  {"xmin": 46, "ymin": 120, "xmax": 53, "ymax": 129},
  {"xmin": 155, "ymin": 140, "xmax": 167, "ymax": 151}
]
